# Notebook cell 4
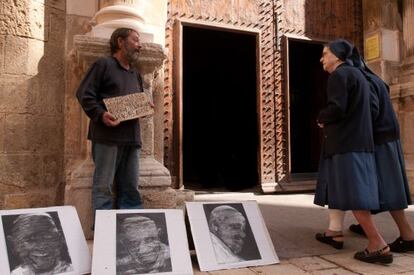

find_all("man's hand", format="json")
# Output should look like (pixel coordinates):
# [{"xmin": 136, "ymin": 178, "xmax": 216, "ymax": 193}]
[{"xmin": 102, "ymin": 112, "xmax": 120, "ymax": 127}]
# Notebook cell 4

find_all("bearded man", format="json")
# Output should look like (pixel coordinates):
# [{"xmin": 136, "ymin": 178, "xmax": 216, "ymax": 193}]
[{"xmin": 77, "ymin": 28, "xmax": 151, "ymax": 223}]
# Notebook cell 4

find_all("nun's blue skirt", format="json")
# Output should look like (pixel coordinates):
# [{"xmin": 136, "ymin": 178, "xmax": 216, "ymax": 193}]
[
  {"xmin": 314, "ymin": 152, "xmax": 380, "ymax": 210},
  {"xmin": 374, "ymin": 140, "xmax": 412, "ymax": 212}
]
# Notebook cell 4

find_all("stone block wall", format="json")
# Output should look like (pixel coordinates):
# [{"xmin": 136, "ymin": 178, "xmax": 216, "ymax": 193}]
[
  {"xmin": 64, "ymin": 5, "xmax": 95, "ymax": 177},
  {"xmin": 365, "ymin": 0, "xmax": 414, "ymax": 196},
  {"xmin": 0, "ymin": 0, "xmax": 66, "ymax": 208},
  {"xmin": 394, "ymin": 65, "xmax": 414, "ymax": 196}
]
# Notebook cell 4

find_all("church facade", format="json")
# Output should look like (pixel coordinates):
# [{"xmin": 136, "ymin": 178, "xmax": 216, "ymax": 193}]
[{"xmin": 1, "ymin": 0, "xmax": 413, "ymax": 236}]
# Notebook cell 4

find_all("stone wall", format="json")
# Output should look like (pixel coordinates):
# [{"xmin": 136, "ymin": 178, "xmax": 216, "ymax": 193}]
[
  {"xmin": 64, "ymin": 1, "xmax": 95, "ymax": 187},
  {"xmin": 391, "ymin": 0, "xmax": 414, "ymax": 196},
  {"xmin": 0, "ymin": 0, "xmax": 66, "ymax": 208},
  {"xmin": 363, "ymin": 0, "xmax": 414, "ymax": 196}
]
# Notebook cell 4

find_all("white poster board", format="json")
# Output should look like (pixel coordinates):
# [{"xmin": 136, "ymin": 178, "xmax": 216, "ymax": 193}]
[
  {"xmin": 92, "ymin": 209, "xmax": 193, "ymax": 275},
  {"xmin": 186, "ymin": 201, "xmax": 279, "ymax": 271},
  {"xmin": 0, "ymin": 206, "xmax": 91, "ymax": 275}
]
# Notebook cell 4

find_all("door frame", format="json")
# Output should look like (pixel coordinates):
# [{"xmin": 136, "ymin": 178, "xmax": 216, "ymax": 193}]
[
  {"xmin": 173, "ymin": 19, "xmax": 262, "ymax": 189},
  {"xmin": 282, "ymin": 34, "xmax": 329, "ymax": 183}
]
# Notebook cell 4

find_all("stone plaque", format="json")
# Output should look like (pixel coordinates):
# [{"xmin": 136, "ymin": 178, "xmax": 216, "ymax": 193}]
[
  {"xmin": 365, "ymin": 33, "xmax": 381, "ymax": 61},
  {"xmin": 103, "ymin": 92, "xmax": 154, "ymax": 121}
]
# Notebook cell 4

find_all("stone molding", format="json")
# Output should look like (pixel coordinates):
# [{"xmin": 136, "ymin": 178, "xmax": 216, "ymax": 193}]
[{"xmin": 89, "ymin": 0, "xmax": 168, "ymax": 45}]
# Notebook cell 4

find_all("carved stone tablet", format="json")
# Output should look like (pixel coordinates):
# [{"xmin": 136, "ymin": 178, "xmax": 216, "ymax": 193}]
[{"xmin": 103, "ymin": 92, "xmax": 154, "ymax": 121}]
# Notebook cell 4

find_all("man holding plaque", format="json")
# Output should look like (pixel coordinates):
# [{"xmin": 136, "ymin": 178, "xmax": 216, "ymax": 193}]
[{"xmin": 77, "ymin": 28, "xmax": 149, "ymax": 223}]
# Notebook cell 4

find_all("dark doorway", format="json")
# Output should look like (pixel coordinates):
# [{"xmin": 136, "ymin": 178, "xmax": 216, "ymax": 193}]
[
  {"xmin": 288, "ymin": 40, "xmax": 328, "ymax": 177},
  {"xmin": 182, "ymin": 26, "xmax": 258, "ymax": 191}
]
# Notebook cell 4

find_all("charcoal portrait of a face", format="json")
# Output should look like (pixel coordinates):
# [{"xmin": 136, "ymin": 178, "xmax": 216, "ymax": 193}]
[
  {"xmin": 116, "ymin": 213, "xmax": 172, "ymax": 275},
  {"xmin": 2, "ymin": 212, "xmax": 73, "ymax": 275},
  {"xmin": 203, "ymin": 203, "xmax": 261, "ymax": 264}
]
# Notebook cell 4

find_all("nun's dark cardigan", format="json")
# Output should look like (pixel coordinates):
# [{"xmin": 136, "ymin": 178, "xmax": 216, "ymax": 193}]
[
  {"xmin": 361, "ymin": 71, "xmax": 400, "ymax": 145},
  {"xmin": 317, "ymin": 63, "xmax": 375, "ymax": 158}
]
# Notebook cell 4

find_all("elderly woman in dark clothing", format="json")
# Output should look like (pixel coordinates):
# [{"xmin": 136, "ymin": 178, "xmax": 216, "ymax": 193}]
[
  {"xmin": 314, "ymin": 39, "xmax": 392, "ymax": 264},
  {"xmin": 318, "ymin": 45, "xmax": 414, "ymax": 255},
  {"xmin": 351, "ymin": 51, "xmax": 414, "ymax": 253}
]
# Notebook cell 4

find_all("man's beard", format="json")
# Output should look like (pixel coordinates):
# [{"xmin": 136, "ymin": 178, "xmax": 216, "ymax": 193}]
[{"xmin": 125, "ymin": 42, "xmax": 140, "ymax": 65}]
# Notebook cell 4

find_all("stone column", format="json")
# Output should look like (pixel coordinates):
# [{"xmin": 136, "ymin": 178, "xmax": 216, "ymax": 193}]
[
  {"xmin": 90, "ymin": 0, "xmax": 167, "ymax": 45},
  {"xmin": 135, "ymin": 44, "xmax": 177, "ymax": 209},
  {"xmin": 64, "ymin": 0, "xmax": 178, "ymax": 240},
  {"xmin": 65, "ymin": 36, "xmax": 109, "ymax": 240}
]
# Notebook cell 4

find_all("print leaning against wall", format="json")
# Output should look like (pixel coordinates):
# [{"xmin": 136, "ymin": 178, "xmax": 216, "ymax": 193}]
[
  {"xmin": 92, "ymin": 209, "xmax": 193, "ymax": 275},
  {"xmin": 0, "ymin": 206, "xmax": 91, "ymax": 275},
  {"xmin": 186, "ymin": 201, "xmax": 279, "ymax": 271},
  {"xmin": 204, "ymin": 203, "xmax": 261, "ymax": 264}
]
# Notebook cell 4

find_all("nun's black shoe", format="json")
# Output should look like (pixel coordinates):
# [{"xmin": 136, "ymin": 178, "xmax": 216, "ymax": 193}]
[
  {"xmin": 354, "ymin": 246, "xmax": 393, "ymax": 264},
  {"xmin": 349, "ymin": 224, "xmax": 366, "ymax": 236},
  {"xmin": 389, "ymin": 237, "xmax": 414, "ymax": 253},
  {"xmin": 315, "ymin": 233, "xmax": 344, "ymax": 249}
]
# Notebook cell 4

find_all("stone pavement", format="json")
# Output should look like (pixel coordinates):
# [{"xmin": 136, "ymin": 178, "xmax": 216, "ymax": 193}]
[{"xmin": 191, "ymin": 191, "xmax": 414, "ymax": 275}]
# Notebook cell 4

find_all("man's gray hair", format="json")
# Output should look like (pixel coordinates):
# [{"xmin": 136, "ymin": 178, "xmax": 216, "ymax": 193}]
[{"xmin": 109, "ymin": 28, "xmax": 138, "ymax": 55}]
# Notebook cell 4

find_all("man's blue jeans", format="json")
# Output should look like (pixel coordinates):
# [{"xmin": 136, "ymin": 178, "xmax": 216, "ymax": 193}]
[{"xmin": 92, "ymin": 143, "xmax": 142, "ymax": 217}]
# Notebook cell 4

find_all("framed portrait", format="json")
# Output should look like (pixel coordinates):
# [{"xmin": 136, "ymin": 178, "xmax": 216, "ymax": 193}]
[
  {"xmin": 186, "ymin": 201, "xmax": 279, "ymax": 271},
  {"xmin": 0, "ymin": 206, "xmax": 91, "ymax": 275},
  {"xmin": 92, "ymin": 209, "xmax": 193, "ymax": 275}
]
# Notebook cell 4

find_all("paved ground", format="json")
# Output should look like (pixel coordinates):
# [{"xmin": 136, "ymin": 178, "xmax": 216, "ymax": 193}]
[{"xmin": 191, "ymin": 191, "xmax": 414, "ymax": 274}]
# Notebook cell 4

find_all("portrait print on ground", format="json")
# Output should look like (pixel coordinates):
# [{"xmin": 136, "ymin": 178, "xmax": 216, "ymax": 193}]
[
  {"xmin": 92, "ymin": 209, "xmax": 193, "ymax": 275},
  {"xmin": 186, "ymin": 201, "xmax": 279, "ymax": 271},
  {"xmin": 0, "ymin": 206, "xmax": 91, "ymax": 275},
  {"xmin": 203, "ymin": 203, "xmax": 261, "ymax": 263}
]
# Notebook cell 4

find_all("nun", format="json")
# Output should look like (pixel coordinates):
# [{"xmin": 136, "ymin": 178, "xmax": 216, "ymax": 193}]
[
  {"xmin": 314, "ymin": 39, "xmax": 392, "ymax": 264},
  {"xmin": 318, "ymin": 45, "xmax": 414, "ymax": 256}
]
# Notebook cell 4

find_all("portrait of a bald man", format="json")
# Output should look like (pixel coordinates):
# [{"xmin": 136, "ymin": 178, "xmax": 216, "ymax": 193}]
[{"xmin": 205, "ymin": 204, "xmax": 261, "ymax": 264}]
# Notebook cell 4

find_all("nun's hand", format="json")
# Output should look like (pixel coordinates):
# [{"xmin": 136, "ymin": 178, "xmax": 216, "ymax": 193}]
[{"xmin": 317, "ymin": 122, "xmax": 324, "ymax": 128}]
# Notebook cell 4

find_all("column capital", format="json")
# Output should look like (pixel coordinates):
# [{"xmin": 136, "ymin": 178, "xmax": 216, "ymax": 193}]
[
  {"xmin": 136, "ymin": 43, "xmax": 167, "ymax": 75},
  {"xmin": 89, "ymin": 0, "xmax": 167, "ymax": 46}
]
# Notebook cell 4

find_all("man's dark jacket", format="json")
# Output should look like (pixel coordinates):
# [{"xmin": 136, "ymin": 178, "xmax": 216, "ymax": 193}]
[{"xmin": 76, "ymin": 56, "xmax": 144, "ymax": 146}]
